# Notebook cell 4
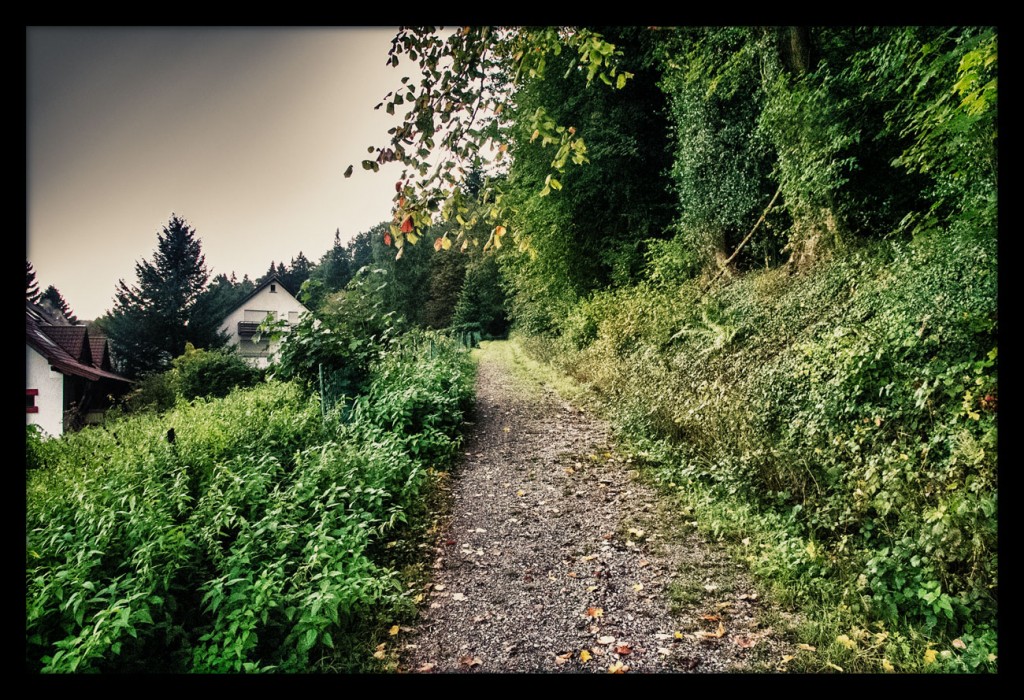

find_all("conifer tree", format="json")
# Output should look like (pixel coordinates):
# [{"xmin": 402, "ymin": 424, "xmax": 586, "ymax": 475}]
[{"xmin": 101, "ymin": 214, "xmax": 224, "ymax": 377}]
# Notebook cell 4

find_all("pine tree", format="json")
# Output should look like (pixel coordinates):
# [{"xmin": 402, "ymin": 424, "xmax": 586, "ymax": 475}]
[
  {"xmin": 39, "ymin": 285, "xmax": 79, "ymax": 324},
  {"xmin": 101, "ymin": 214, "xmax": 223, "ymax": 377},
  {"xmin": 26, "ymin": 260, "xmax": 41, "ymax": 304}
]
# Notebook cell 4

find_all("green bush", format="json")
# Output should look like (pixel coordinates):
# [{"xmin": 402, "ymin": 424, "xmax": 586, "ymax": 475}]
[{"xmin": 171, "ymin": 344, "xmax": 263, "ymax": 400}]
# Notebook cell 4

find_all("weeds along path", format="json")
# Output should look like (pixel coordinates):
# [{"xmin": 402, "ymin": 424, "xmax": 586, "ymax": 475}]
[{"xmin": 397, "ymin": 340, "xmax": 798, "ymax": 674}]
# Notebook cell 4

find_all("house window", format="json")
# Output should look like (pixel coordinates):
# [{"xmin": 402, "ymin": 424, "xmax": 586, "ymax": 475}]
[
  {"xmin": 26, "ymin": 389, "xmax": 39, "ymax": 414},
  {"xmin": 270, "ymin": 284, "xmax": 277, "ymax": 293}
]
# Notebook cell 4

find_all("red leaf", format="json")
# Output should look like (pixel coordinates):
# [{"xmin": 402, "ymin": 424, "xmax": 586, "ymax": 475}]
[
  {"xmin": 384, "ymin": 233, "xmax": 392, "ymax": 246},
  {"xmin": 401, "ymin": 215, "xmax": 414, "ymax": 233}
]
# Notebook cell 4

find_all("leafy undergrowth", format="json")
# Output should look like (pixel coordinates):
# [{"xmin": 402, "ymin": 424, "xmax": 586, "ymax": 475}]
[
  {"xmin": 518, "ymin": 228, "xmax": 997, "ymax": 673},
  {"xmin": 26, "ymin": 331, "xmax": 474, "ymax": 673}
]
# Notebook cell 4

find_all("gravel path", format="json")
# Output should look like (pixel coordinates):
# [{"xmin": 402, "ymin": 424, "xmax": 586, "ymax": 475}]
[{"xmin": 397, "ymin": 341, "xmax": 797, "ymax": 674}]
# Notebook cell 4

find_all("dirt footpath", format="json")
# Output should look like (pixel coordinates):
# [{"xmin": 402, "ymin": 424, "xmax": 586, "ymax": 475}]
[{"xmin": 397, "ymin": 341, "xmax": 796, "ymax": 674}]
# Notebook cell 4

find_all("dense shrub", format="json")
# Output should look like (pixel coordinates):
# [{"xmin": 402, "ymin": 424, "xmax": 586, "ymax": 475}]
[
  {"xmin": 172, "ymin": 344, "xmax": 263, "ymax": 400},
  {"xmin": 26, "ymin": 333, "xmax": 474, "ymax": 673}
]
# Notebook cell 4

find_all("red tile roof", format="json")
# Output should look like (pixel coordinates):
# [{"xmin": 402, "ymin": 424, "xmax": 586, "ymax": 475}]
[{"xmin": 26, "ymin": 303, "xmax": 130, "ymax": 384}]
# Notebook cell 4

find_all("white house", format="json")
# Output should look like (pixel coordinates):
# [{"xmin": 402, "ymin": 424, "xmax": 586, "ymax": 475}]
[
  {"xmin": 26, "ymin": 301, "xmax": 132, "ymax": 437},
  {"xmin": 218, "ymin": 275, "xmax": 309, "ymax": 368}
]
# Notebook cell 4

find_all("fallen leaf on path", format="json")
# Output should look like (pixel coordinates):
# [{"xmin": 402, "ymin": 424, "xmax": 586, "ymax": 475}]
[
  {"xmin": 555, "ymin": 652, "xmax": 572, "ymax": 665},
  {"xmin": 433, "ymin": 584, "xmax": 446, "ymax": 591},
  {"xmin": 732, "ymin": 635, "xmax": 756, "ymax": 649},
  {"xmin": 580, "ymin": 650, "xmax": 592, "ymax": 663},
  {"xmin": 715, "ymin": 602, "xmax": 734, "ymax": 610},
  {"xmin": 586, "ymin": 607, "xmax": 604, "ymax": 619},
  {"xmin": 632, "ymin": 583, "xmax": 643, "ymax": 592},
  {"xmin": 598, "ymin": 635, "xmax": 616, "ymax": 645},
  {"xmin": 388, "ymin": 625, "xmax": 400, "ymax": 636},
  {"xmin": 674, "ymin": 631, "xmax": 684, "ymax": 640},
  {"xmin": 452, "ymin": 592, "xmax": 466, "ymax": 601},
  {"xmin": 614, "ymin": 644, "xmax": 632, "ymax": 655},
  {"xmin": 417, "ymin": 662, "xmax": 435, "ymax": 672},
  {"xmin": 608, "ymin": 661, "xmax": 628, "ymax": 674},
  {"xmin": 567, "ymin": 571, "xmax": 578, "ymax": 578},
  {"xmin": 413, "ymin": 594, "xmax": 424, "ymax": 603},
  {"xmin": 373, "ymin": 643, "xmax": 386, "ymax": 659},
  {"xmin": 638, "ymin": 559, "xmax": 650, "ymax": 567},
  {"xmin": 516, "ymin": 490, "xmax": 526, "ymax": 497},
  {"xmin": 696, "ymin": 622, "xmax": 726, "ymax": 639},
  {"xmin": 701, "ymin": 615, "xmax": 720, "ymax": 622},
  {"xmin": 459, "ymin": 655, "xmax": 483, "ymax": 667}
]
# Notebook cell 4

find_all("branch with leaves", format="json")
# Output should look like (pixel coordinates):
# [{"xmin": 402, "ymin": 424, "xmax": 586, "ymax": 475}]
[{"xmin": 345, "ymin": 26, "xmax": 634, "ymax": 258}]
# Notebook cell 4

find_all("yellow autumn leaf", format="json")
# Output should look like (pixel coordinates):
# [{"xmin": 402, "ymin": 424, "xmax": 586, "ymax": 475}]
[
  {"xmin": 441, "ymin": 236, "xmax": 452, "ymax": 251},
  {"xmin": 826, "ymin": 662, "xmax": 844, "ymax": 672},
  {"xmin": 797, "ymin": 643, "xmax": 817, "ymax": 652},
  {"xmin": 389, "ymin": 625, "xmax": 400, "ymax": 636},
  {"xmin": 882, "ymin": 659, "xmax": 895, "ymax": 673},
  {"xmin": 632, "ymin": 583, "xmax": 643, "ymax": 592},
  {"xmin": 580, "ymin": 650, "xmax": 592, "ymax": 663},
  {"xmin": 836, "ymin": 634, "xmax": 857, "ymax": 650},
  {"xmin": 924, "ymin": 648, "xmax": 938, "ymax": 665},
  {"xmin": 674, "ymin": 631, "xmax": 683, "ymax": 640},
  {"xmin": 608, "ymin": 661, "xmax": 628, "ymax": 674}
]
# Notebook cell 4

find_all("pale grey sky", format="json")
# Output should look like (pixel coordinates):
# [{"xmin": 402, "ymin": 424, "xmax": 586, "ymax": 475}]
[{"xmin": 27, "ymin": 26, "xmax": 412, "ymax": 320}]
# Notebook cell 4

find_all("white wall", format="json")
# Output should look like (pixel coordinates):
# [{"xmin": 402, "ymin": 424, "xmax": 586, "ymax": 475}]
[
  {"xmin": 219, "ymin": 283, "xmax": 308, "ymax": 368},
  {"xmin": 26, "ymin": 345, "xmax": 65, "ymax": 438}
]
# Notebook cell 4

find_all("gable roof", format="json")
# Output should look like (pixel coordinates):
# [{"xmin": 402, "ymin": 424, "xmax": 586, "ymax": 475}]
[
  {"xmin": 26, "ymin": 302, "xmax": 131, "ymax": 384},
  {"xmin": 221, "ymin": 274, "xmax": 309, "ymax": 320}
]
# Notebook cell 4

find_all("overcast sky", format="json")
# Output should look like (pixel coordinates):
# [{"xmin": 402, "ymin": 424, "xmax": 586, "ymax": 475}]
[{"xmin": 27, "ymin": 26, "xmax": 414, "ymax": 321}]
